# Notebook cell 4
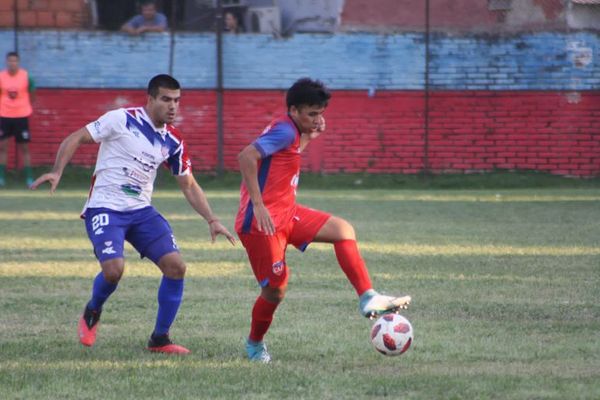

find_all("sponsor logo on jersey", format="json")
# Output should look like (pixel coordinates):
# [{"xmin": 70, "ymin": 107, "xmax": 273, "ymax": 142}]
[
  {"xmin": 272, "ymin": 260, "xmax": 285, "ymax": 276},
  {"xmin": 142, "ymin": 151, "xmax": 156, "ymax": 160},
  {"xmin": 94, "ymin": 227, "xmax": 104, "ymax": 235},
  {"xmin": 120, "ymin": 183, "xmax": 142, "ymax": 197},
  {"xmin": 122, "ymin": 167, "xmax": 149, "ymax": 184},
  {"xmin": 133, "ymin": 156, "xmax": 156, "ymax": 172},
  {"xmin": 130, "ymin": 127, "xmax": 141, "ymax": 137},
  {"xmin": 92, "ymin": 120, "xmax": 101, "ymax": 135}
]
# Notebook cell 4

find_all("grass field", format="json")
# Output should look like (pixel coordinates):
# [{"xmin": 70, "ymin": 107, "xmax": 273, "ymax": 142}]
[{"xmin": 1, "ymin": 186, "xmax": 599, "ymax": 399}]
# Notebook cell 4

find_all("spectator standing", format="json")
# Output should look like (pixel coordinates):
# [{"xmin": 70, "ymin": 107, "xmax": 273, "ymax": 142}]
[{"xmin": 0, "ymin": 52, "xmax": 35, "ymax": 187}]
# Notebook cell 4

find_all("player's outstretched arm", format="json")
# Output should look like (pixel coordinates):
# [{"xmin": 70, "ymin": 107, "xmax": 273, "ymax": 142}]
[
  {"xmin": 30, "ymin": 127, "xmax": 95, "ymax": 192},
  {"xmin": 237, "ymin": 144, "xmax": 275, "ymax": 235},
  {"xmin": 175, "ymin": 174, "xmax": 236, "ymax": 245}
]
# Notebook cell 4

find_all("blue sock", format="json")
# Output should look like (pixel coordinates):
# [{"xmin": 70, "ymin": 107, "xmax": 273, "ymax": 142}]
[
  {"xmin": 154, "ymin": 276, "xmax": 184, "ymax": 336},
  {"xmin": 88, "ymin": 272, "xmax": 118, "ymax": 311}
]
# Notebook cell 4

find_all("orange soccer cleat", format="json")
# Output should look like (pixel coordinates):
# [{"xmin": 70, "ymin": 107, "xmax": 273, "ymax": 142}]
[
  {"xmin": 147, "ymin": 333, "xmax": 190, "ymax": 355},
  {"xmin": 78, "ymin": 307, "xmax": 101, "ymax": 347}
]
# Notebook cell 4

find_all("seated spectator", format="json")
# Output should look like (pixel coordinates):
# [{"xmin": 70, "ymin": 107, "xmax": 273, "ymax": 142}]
[
  {"xmin": 121, "ymin": 0, "xmax": 168, "ymax": 35},
  {"xmin": 224, "ymin": 11, "xmax": 244, "ymax": 34}
]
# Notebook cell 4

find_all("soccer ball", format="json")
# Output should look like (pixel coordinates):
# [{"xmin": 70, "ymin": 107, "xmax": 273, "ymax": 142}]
[{"xmin": 370, "ymin": 314, "xmax": 413, "ymax": 356}]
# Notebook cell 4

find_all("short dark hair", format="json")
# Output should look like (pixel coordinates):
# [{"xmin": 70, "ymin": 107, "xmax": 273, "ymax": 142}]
[
  {"xmin": 140, "ymin": 0, "xmax": 157, "ymax": 7},
  {"xmin": 286, "ymin": 78, "xmax": 331, "ymax": 110},
  {"xmin": 147, "ymin": 74, "xmax": 180, "ymax": 97},
  {"xmin": 6, "ymin": 51, "xmax": 19, "ymax": 59}
]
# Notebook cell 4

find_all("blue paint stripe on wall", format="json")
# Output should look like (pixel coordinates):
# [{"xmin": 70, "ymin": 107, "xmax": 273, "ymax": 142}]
[{"xmin": 0, "ymin": 30, "xmax": 597, "ymax": 90}]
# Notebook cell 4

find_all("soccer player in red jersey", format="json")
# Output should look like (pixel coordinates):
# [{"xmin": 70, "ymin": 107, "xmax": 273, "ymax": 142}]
[{"xmin": 236, "ymin": 78, "xmax": 411, "ymax": 362}]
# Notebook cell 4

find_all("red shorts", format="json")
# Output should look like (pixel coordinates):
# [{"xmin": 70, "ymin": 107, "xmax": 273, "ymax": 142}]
[{"xmin": 238, "ymin": 204, "xmax": 331, "ymax": 288}]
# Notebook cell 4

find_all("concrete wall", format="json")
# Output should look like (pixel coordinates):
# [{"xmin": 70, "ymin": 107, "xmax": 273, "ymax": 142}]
[{"xmin": 1, "ymin": 30, "xmax": 597, "ymax": 91}]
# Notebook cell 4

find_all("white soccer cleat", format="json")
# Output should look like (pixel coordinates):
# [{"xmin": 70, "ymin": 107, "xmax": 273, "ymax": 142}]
[
  {"xmin": 246, "ymin": 339, "xmax": 272, "ymax": 363},
  {"xmin": 359, "ymin": 289, "xmax": 411, "ymax": 319}
]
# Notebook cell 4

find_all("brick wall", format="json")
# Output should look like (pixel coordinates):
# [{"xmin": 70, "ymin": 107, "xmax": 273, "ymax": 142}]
[
  {"xmin": 6, "ymin": 89, "xmax": 597, "ymax": 177},
  {"xmin": 427, "ymin": 91, "xmax": 600, "ymax": 176},
  {"xmin": 0, "ymin": 0, "xmax": 89, "ymax": 28},
  {"xmin": 340, "ymin": 0, "xmax": 565, "ymax": 32}
]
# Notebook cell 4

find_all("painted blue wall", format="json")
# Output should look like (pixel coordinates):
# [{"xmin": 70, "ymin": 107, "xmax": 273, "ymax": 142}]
[{"xmin": 0, "ymin": 30, "xmax": 597, "ymax": 90}]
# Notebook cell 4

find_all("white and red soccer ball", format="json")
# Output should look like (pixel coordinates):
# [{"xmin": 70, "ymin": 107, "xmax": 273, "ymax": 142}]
[{"xmin": 370, "ymin": 314, "xmax": 413, "ymax": 356}]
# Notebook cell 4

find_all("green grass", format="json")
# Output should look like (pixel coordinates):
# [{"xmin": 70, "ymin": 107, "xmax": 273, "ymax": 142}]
[
  {"xmin": 3, "ymin": 166, "xmax": 600, "ymax": 190},
  {"xmin": 1, "ymin": 186, "xmax": 599, "ymax": 399}
]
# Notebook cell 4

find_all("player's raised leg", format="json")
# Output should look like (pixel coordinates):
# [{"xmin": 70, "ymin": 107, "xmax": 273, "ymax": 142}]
[
  {"xmin": 313, "ymin": 215, "xmax": 411, "ymax": 318},
  {"xmin": 78, "ymin": 258, "xmax": 122, "ymax": 347},
  {"xmin": 147, "ymin": 251, "xmax": 190, "ymax": 354}
]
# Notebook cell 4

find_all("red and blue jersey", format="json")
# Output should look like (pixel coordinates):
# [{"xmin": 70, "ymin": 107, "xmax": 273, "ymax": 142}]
[{"xmin": 235, "ymin": 115, "xmax": 302, "ymax": 234}]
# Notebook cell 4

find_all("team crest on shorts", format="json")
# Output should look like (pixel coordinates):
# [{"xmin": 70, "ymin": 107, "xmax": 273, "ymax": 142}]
[{"xmin": 272, "ymin": 260, "xmax": 285, "ymax": 276}]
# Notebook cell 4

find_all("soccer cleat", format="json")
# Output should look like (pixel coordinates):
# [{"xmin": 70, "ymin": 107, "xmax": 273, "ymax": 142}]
[
  {"xmin": 78, "ymin": 306, "xmax": 102, "ymax": 347},
  {"xmin": 245, "ymin": 339, "xmax": 271, "ymax": 363},
  {"xmin": 147, "ymin": 333, "xmax": 190, "ymax": 354},
  {"xmin": 359, "ymin": 289, "xmax": 411, "ymax": 319}
]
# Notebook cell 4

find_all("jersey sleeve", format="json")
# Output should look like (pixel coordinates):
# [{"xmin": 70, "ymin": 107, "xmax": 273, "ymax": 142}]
[
  {"xmin": 85, "ymin": 109, "xmax": 125, "ymax": 143},
  {"xmin": 253, "ymin": 122, "xmax": 296, "ymax": 158},
  {"xmin": 165, "ymin": 142, "xmax": 192, "ymax": 176}
]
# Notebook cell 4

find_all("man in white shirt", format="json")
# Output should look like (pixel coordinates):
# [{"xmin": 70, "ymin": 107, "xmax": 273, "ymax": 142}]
[{"xmin": 31, "ymin": 74, "xmax": 235, "ymax": 354}]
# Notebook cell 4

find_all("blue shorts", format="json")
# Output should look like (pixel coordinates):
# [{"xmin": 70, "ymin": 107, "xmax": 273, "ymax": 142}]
[{"xmin": 84, "ymin": 206, "xmax": 179, "ymax": 264}]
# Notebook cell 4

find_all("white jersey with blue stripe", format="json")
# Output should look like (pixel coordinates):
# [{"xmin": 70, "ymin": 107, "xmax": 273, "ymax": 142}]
[{"xmin": 82, "ymin": 107, "xmax": 191, "ymax": 214}]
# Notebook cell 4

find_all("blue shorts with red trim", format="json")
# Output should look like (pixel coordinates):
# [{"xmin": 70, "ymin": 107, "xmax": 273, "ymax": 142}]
[{"xmin": 84, "ymin": 206, "xmax": 179, "ymax": 264}]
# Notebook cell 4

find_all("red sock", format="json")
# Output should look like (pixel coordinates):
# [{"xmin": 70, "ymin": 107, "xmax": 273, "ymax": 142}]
[
  {"xmin": 249, "ymin": 295, "xmax": 279, "ymax": 343},
  {"xmin": 334, "ymin": 239, "xmax": 373, "ymax": 296}
]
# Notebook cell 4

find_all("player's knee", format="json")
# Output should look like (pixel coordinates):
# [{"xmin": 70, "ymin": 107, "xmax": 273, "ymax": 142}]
[
  {"xmin": 262, "ymin": 285, "xmax": 286, "ymax": 304},
  {"xmin": 165, "ymin": 262, "xmax": 186, "ymax": 279},
  {"xmin": 336, "ymin": 217, "xmax": 356, "ymax": 240},
  {"xmin": 158, "ymin": 253, "xmax": 187, "ymax": 279},
  {"xmin": 102, "ymin": 262, "xmax": 124, "ymax": 283}
]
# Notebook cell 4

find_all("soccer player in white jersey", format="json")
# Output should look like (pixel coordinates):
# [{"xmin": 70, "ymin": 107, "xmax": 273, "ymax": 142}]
[{"xmin": 31, "ymin": 74, "xmax": 236, "ymax": 354}]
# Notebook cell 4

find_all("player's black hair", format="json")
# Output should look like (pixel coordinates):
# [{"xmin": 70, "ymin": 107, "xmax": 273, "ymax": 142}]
[
  {"xmin": 140, "ymin": 0, "xmax": 157, "ymax": 7},
  {"xmin": 147, "ymin": 74, "xmax": 180, "ymax": 97},
  {"xmin": 286, "ymin": 78, "xmax": 331, "ymax": 110},
  {"xmin": 6, "ymin": 51, "xmax": 19, "ymax": 59}
]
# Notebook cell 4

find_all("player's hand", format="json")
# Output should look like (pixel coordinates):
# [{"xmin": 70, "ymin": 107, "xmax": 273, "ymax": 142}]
[
  {"xmin": 253, "ymin": 203, "xmax": 275, "ymax": 235},
  {"xmin": 30, "ymin": 172, "xmax": 61, "ymax": 193},
  {"xmin": 208, "ymin": 220, "xmax": 236, "ymax": 245}
]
